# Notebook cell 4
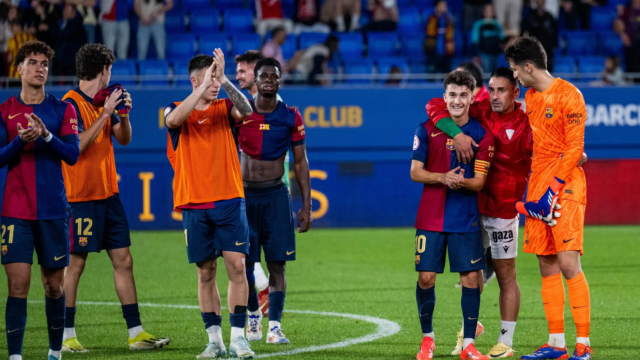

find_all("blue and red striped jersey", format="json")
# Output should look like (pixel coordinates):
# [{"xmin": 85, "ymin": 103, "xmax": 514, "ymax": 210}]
[
  {"xmin": 412, "ymin": 117, "xmax": 495, "ymax": 233},
  {"xmin": 236, "ymin": 100, "xmax": 305, "ymax": 161},
  {"xmin": 0, "ymin": 94, "xmax": 80, "ymax": 220}
]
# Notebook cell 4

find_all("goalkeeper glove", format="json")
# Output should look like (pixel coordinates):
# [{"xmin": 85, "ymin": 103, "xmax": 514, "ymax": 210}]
[{"xmin": 516, "ymin": 177, "xmax": 565, "ymax": 226}]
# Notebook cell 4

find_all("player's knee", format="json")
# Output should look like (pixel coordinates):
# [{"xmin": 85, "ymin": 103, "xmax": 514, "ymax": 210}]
[
  {"xmin": 460, "ymin": 271, "xmax": 480, "ymax": 288},
  {"xmin": 267, "ymin": 261, "xmax": 286, "ymax": 277},
  {"xmin": 198, "ymin": 267, "xmax": 216, "ymax": 285},
  {"xmin": 7, "ymin": 276, "xmax": 30, "ymax": 297},
  {"xmin": 418, "ymin": 272, "xmax": 436, "ymax": 288},
  {"xmin": 42, "ymin": 278, "xmax": 64, "ymax": 298},
  {"xmin": 113, "ymin": 253, "xmax": 134, "ymax": 273}
]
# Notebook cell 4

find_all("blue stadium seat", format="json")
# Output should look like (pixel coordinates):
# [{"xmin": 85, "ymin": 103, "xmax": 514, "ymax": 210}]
[
  {"xmin": 299, "ymin": 32, "xmax": 328, "ymax": 49},
  {"xmin": 167, "ymin": 34, "xmax": 196, "ymax": 61},
  {"xmin": 414, "ymin": 0, "xmax": 435, "ymax": 10},
  {"xmin": 215, "ymin": 0, "xmax": 245, "ymax": 9},
  {"xmin": 377, "ymin": 57, "xmax": 409, "ymax": 83},
  {"xmin": 396, "ymin": 0, "xmax": 411, "ymax": 9},
  {"xmin": 579, "ymin": 56, "xmax": 605, "ymax": 74},
  {"xmin": 172, "ymin": 61, "xmax": 191, "ymax": 86},
  {"xmin": 232, "ymin": 34, "xmax": 262, "ymax": 56},
  {"xmin": 563, "ymin": 31, "xmax": 596, "ymax": 55},
  {"xmin": 181, "ymin": 0, "xmax": 210, "ymax": 10},
  {"xmin": 165, "ymin": 11, "xmax": 186, "ymax": 33},
  {"xmin": 343, "ymin": 59, "xmax": 373, "ymax": 84},
  {"xmin": 337, "ymin": 33, "xmax": 363, "ymax": 59},
  {"xmin": 367, "ymin": 32, "xmax": 398, "ymax": 58},
  {"xmin": 200, "ymin": 34, "xmax": 229, "ymax": 54},
  {"xmin": 224, "ymin": 61, "xmax": 237, "ymax": 76},
  {"xmin": 401, "ymin": 35, "xmax": 425, "ymax": 58},
  {"xmin": 190, "ymin": 10, "xmax": 219, "ymax": 33},
  {"xmin": 111, "ymin": 60, "xmax": 137, "ymax": 87},
  {"xmin": 265, "ymin": 33, "xmax": 298, "ymax": 60},
  {"xmin": 591, "ymin": 10, "xmax": 616, "ymax": 31},
  {"xmin": 139, "ymin": 60, "xmax": 170, "ymax": 85},
  {"xmin": 600, "ymin": 32, "xmax": 623, "ymax": 56},
  {"xmin": 409, "ymin": 59, "xmax": 427, "ymax": 83},
  {"xmin": 398, "ymin": 7, "xmax": 422, "ymax": 34},
  {"xmin": 223, "ymin": 9, "xmax": 254, "ymax": 33},
  {"xmin": 553, "ymin": 56, "xmax": 576, "ymax": 74}
]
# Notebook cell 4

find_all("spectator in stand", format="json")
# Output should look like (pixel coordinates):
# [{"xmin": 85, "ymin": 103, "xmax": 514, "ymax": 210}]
[
  {"xmin": 262, "ymin": 26, "xmax": 288, "ymax": 72},
  {"xmin": 385, "ymin": 65, "xmax": 402, "ymax": 85},
  {"xmin": 472, "ymin": 3, "xmax": 505, "ymax": 72},
  {"xmin": 493, "ymin": 0, "xmax": 523, "ymax": 36},
  {"xmin": 614, "ymin": 0, "xmax": 640, "ymax": 82},
  {"xmin": 256, "ymin": 0, "xmax": 293, "ymax": 37},
  {"xmin": 31, "ymin": 0, "xmax": 59, "ymax": 48},
  {"xmin": 463, "ymin": 0, "xmax": 489, "ymax": 32},
  {"xmin": 293, "ymin": 0, "xmax": 331, "ymax": 34},
  {"xmin": 320, "ymin": 0, "xmax": 361, "ymax": 32},
  {"xmin": 291, "ymin": 34, "xmax": 339, "ymax": 83},
  {"xmin": 560, "ymin": 0, "xmax": 605, "ymax": 30},
  {"xmin": 135, "ymin": 0, "xmax": 173, "ymax": 60},
  {"xmin": 597, "ymin": 56, "xmax": 626, "ymax": 85},
  {"xmin": 0, "ymin": 6, "xmax": 14, "ymax": 77},
  {"xmin": 360, "ymin": 0, "xmax": 398, "ymax": 32},
  {"xmin": 7, "ymin": 21, "xmax": 35, "ymax": 78},
  {"xmin": 424, "ymin": 0, "xmax": 455, "ymax": 74},
  {"xmin": 100, "ymin": 0, "xmax": 130, "ymax": 59},
  {"xmin": 52, "ymin": 3, "xmax": 86, "ymax": 77},
  {"xmin": 521, "ymin": 0, "xmax": 558, "ymax": 71},
  {"xmin": 529, "ymin": 0, "xmax": 559, "ymax": 18},
  {"xmin": 66, "ymin": 0, "xmax": 98, "ymax": 44}
]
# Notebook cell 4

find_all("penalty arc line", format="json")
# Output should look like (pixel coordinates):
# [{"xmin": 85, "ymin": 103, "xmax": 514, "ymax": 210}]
[{"xmin": 27, "ymin": 300, "xmax": 401, "ymax": 359}]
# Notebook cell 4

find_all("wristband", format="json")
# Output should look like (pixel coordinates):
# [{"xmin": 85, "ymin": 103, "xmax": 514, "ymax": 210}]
[
  {"xmin": 43, "ymin": 133, "xmax": 53, "ymax": 143},
  {"xmin": 435, "ymin": 117, "xmax": 463, "ymax": 138}
]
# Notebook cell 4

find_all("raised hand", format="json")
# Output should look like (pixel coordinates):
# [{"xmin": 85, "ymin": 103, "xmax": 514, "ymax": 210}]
[
  {"xmin": 122, "ymin": 89, "xmax": 132, "ymax": 111},
  {"xmin": 200, "ymin": 59, "xmax": 216, "ymax": 91},
  {"xmin": 102, "ymin": 88, "xmax": 123, "ymax": 116},
  {"xmin": 212, "ymin": 48, "xmax": 226, "ymax": 81}
]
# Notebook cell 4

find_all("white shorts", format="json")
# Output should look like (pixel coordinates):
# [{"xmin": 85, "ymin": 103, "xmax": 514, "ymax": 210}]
[{"xmin": 480, "ymin": 215, "xmax": 519, "ymax": 260}]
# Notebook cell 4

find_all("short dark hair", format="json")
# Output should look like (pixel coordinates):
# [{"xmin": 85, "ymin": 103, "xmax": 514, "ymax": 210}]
[
  {"xmin": 234, "ymin": 50, "xmax": 264, "ymax": 65},
  {"xmin": 457, "ymin": 61, "xmax": 483, "ymax": 87},
  {"xmin": 505, "ymin": 36, "xmax": 547, "ymax": 70},
  {"xmin": 271, "ymin": 26, "xmax": 286, "ymax": 38},
  {"xmin": 188, "ymin": 54, "xmax": 213, "ymax": 75},
  {"xmin": 490, "ymin": 67, "xmax": 518, "ymax": 87},
  {"xmin": 14, "ymin": 40, "xmax": 55, "ymax": 69},
  {"xmin": 444, "ymin": 70, "xmax": 476, "ymax": 92},
  {"xmin": 76, "ymin": 44, "xmax": 116, "ymax": 81},
  {"xmin": 253, "ymin": 57, "xmax": 282, "ymax": 78}
]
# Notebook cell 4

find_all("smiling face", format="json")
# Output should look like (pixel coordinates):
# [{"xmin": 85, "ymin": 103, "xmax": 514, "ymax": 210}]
[
  {"xmin": 488, "ymin": 76, "xmax": 519, "ymax": 114},
  {"xmin": 255, "ymin": 65, "xmax": 281, "ymax": 98},
  {"xmin": 236, "ymin": 61, "xmax": 256, "ymax": 91},
  {"xmin": 444, "ymin": 84, "xmax": 474, "ymax": 119},
  {"xmin": 18, "ymin": 52, "xmax": 49, "ymax": 88}
]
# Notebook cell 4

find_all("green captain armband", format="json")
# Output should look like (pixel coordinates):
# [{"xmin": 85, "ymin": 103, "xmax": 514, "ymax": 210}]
[{"xmin": 435, "ymin": 117, "xmax": 463, "ymax": 138}]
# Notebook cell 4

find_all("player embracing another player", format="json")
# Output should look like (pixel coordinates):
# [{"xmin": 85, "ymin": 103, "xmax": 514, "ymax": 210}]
[
  {"xmin": 506, "ymin": 37, "xmax": 592, "ymax": 360},
  {"xmin": 0, "ymin": 40, "xmax": 79, "ymax": 360},
  {"xmin": 165, "ymin": 49, "xmax": 256, "ymax": 359},
  {"xmin": 412, "ymin": 71, "xmax": 494, "ymax": 360},
  {"xmin": 235, "ymin": 57, "xmax": 312, "ymax": 344}
]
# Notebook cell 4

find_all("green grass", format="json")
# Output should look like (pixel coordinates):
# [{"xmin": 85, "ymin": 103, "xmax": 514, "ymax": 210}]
[{"xmin": 1, "ymin": 226, "xmax": 639, "ymax": 359}]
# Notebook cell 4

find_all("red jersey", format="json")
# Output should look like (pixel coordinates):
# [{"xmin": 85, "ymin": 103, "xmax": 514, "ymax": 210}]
[
  {"xmin": 427, "ymin": 98, "xmax": 533, "ymax": 219},
  {"xmin": 475, "ymin": 86, "xmax": 489, "ymax": 102}
]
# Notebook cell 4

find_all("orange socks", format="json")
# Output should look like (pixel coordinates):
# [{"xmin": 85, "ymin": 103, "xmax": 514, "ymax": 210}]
[
  {"xmin": 541, "ymin": 273, "xmax": 565, "ymax": 335},
  {"xmin": 566, "ymin": 272, "xmax": 591, "ymax": 338}
]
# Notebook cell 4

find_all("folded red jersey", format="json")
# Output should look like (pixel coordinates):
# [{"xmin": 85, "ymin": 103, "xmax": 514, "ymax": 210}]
[{"xmin": 93, "ymin": 84, "xmax": 129, "ymax": 116}]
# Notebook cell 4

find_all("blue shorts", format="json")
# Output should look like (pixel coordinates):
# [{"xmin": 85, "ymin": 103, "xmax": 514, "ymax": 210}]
[
  {"xmin": 69, "ymin": 194, "xmax": 131, "ymax": 253},
  {"xmin": 182, "ymin": 200, "xmax": 249, "ymax": 264},
  {"xmin": 245, "ymin": 183, "xmax": 296, "ymax": 263},
  {"xmin": 414, "ymin": 229, "xmax": 485, "ymax": 273},
  {"xmin": 1, "ymin": 216, "xmax": 70, "ymax": 268}
]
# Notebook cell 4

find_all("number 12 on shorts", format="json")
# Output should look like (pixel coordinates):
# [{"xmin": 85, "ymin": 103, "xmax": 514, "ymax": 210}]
[{"xmin": 75, "ymin": 218, "xmax": 93, "ymax": 236}]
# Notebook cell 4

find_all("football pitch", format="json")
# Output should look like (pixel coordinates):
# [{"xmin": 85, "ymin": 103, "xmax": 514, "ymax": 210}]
[{"xmin": 1, "ymin": 226, "xmax": 638, "ymax": 359}]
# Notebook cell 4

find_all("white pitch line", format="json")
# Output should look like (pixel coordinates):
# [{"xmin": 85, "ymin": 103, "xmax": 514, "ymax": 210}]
[{"xmin": 27, "ymin": 300, "xmax": 401, "ymax": 358}]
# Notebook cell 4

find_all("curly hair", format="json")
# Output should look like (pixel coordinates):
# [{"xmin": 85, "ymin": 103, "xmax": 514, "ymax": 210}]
[
  {"xmin": 505, "ymin": 36, "xmax": 547, "ymax": 70},
  {"xmin": 14, "ymin": 40, "xmax": 55, "ymax": 69},
  {"xmin": 234, "ymin": 50, "xmax": 264, "ymax": 65},
  {"xmin": 253, "ymin": 57, "xmax": 282, "ymax": 78},
  {"xmin": 444, "ymin": 70, "xmax": 476, "ymax": 92},
  {"xmin": 75, "ymin": 44, "xmax": 116, "ymax": 81},
  {"xmin": 188, "ymin": 54, "xmax": 214, "ymax": 75}
]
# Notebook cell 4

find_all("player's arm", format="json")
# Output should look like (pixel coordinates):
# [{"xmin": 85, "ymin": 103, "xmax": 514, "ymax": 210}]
[
  {"xmin": 290, "ymin": 110, "xmax": 312, "ymax": 232},
  {"xmin": 212, "ymin": 48, "xmax": 252, "ymax": 121},
  {"xmin": 460, "ymin": 128, "xmax": 494, "ymax": 191},
  {"xmin": 166, "ymin": 61, "xmax": 217, "ymax": 129},
  {"xmin": 0, "ymin": 112, "xmax": 35, "ymax": 167},
  {"xmin": 425, "ymin": 98, "xmax": 481, "ymax": 164},
  {"xmin": 409, "ymin": 123, "xmax": 465, "ymax": 188},
  {"xmin": 28, "ymin": 105, "xmax": 80, "ymax": 165},
  {"xmin": 111, "ymin": 90, "xmax": 132, "ymax": 146},
  {"xmin": 556, "ymin": 90, "xmax": 586, "ymax": 180}
]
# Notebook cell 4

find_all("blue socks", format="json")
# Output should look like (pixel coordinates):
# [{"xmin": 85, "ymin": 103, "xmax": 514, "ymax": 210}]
[
  {"xmin": 201, "ymin": 312, "xmax": 222, "ymax": 329},
  {"xmin": 121, "ymin": 303, "xmax": 142, "ymax": 329},
  {"xmin": 246, "ymin": 265, "xmax": 260, "ymax": 312},
  {"xmin": 416, "ymin": 283, "xmax": 435, "ymax": 334},
  {"xmin": 45, "ymin": 294, "xmax": 65, "ymax": 352},
  {"xmin": 461, "ymin": 286, "xmax": 481, "ymax": 339},
  {"xmin": 268, "ymin": 291, "xmax": 285, "ymax": 323},
  {"xmin": 6, "ymin": 297, "xmax": 27, "ymax": 356},
  {"xmin": 65, "ymin": 307, "xmax": 76, "ymax": 328},
  {"xmin": 229, "ymin": 308, "xmax": 247, "ymax": 329}
]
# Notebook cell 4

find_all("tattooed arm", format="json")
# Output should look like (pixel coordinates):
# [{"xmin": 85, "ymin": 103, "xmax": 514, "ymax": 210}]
[{"xmin": 212, "ymin": 48, "xmax": 253, "ymax": 120}]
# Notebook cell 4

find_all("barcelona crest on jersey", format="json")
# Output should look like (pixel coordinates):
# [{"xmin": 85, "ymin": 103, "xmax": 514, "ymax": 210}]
[
  {"xmin": 79, "ymin": 237, "xmax": 88, "ymax": 246},
  {"xmin": 545, "ymin": 107, "xmax": 554, "ymax": 119},
  {"xmin": 446, "ymin": 138, "xmax": 455, "ymax": 150}
]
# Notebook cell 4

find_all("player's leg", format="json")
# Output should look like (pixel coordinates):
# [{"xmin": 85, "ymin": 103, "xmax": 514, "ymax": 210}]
[
  {"xmin": 183, "ymin": 209, "xmax": 228, "ymax": 358},
  {"xmin": 253, "ymin": 262, "xmax": 270, "ymax": 315},
  {"xmin": 2, "ymin": 217, "xmax": 35, "ymax": 360},
  {"xmin": 62, "ymin": 252, "xmax": 89, "ymax": 352},
  {"xmin": 40, "ymin": 266, "xmax": 66, "ymax": 360},
  {"xmin": 265, "ymin": 261, "xmax": 288, "ymax": 343},
  {"xmin": 244, "ymin": 191, "xmax": 264, "ymax": 340}
]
